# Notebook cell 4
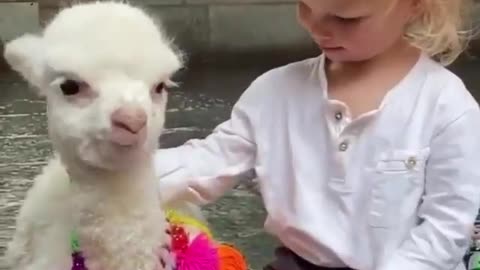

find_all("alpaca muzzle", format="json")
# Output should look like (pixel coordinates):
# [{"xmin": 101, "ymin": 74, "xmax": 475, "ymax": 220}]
[{"xmin": 109, "ymin": 106, "xmax": 147, "ymax": 146}]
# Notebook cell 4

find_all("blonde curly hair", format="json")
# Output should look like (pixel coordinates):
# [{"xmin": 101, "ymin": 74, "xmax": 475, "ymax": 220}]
[{"xmin": 403, "ymin": 0, "xmax": 477, "ymax": 65}]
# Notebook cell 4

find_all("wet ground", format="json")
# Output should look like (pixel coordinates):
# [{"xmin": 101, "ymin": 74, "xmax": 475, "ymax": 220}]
[{"xmin": 1, "ymin": 54, "xmax": 480, "ymax": 270}]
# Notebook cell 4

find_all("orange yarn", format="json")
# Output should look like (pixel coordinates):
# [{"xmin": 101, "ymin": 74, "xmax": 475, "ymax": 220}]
[{"xmin": 218, "ymin": 244, "xmax": 247, "ymax": 270}]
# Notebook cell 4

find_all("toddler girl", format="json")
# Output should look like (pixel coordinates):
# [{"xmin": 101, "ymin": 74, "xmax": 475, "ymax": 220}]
[{"xmin": 155, "ymin": 0, "xmax": 480, "ymax": 269}]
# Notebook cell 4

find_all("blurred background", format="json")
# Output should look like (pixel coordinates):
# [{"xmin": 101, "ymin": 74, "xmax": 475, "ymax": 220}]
[{"xmin": 1, "ymin": 1, "xmax": 480, "ymax": 269}]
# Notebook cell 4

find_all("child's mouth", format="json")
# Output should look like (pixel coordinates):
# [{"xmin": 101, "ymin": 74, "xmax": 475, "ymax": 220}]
[{"xmin": 322, "ymin": 46, "xmax": 344, "ymax": 51}]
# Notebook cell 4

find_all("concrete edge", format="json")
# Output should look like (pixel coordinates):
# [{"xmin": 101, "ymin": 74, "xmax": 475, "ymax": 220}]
[
  {"xmin": 184, "ymin": 48, "xmax": 319, "ymax": 67},
  {"xmin": 0, "ymin": 41, "xmax": 7, "ymax": 71}
]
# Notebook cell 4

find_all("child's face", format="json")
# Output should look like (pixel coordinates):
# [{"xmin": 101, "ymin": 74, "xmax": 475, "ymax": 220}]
[{"xmin": 297, "ymin": 0, "xmax": 417, "ymax": 62}]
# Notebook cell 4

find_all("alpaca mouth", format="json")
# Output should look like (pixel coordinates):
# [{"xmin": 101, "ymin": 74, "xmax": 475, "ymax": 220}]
[
  {"xmin": 116, "ymin": 122, "xmax": 138, "ymax": 134},
  {"xmin": 109, "ymin": 126, "xmax": 146, "ymax": 146}
]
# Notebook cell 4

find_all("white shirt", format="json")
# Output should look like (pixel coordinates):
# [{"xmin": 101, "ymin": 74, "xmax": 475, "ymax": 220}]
[{"xmin": 154, "ymin": 53, "xmax": 480, "ymax": 270}]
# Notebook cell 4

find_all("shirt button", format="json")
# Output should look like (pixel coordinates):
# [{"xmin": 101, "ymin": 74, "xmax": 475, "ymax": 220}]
[
  {"xmin": 405, "ymin": 157, "xmax": 417, "ymax": 169},
  {"xmin": 335, "ymin": 112, "xmax": 343, "ymax": 120},
  {"xmin": 338, "ymin": 141, "xmax": 349, "ymax": 151}
]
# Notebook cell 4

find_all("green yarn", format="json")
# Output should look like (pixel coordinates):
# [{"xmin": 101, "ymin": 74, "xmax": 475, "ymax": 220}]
[{"xmin": 71, "ymin": 230, "xmax": 80, "ymax": 253}]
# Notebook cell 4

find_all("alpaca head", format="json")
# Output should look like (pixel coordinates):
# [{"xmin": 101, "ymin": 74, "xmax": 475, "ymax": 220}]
[{"xmin": 4, "ymin": 1, "xmax": 182, "ymax": 171}]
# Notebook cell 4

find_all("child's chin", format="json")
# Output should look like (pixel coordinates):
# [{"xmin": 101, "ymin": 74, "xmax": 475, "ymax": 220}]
[{"xmin": 323, "ymin": 49, "xmax": 371, "ymax": 63}]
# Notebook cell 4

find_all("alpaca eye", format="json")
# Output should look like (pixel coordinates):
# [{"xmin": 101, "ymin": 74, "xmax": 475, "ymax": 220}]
[
  {"xmin": 155, "ymin": 82, "xmax": 165, "ymax": 94},
  {"xmin": 60, "ymin": 80, "xmax": 80, "ymax": 96}
]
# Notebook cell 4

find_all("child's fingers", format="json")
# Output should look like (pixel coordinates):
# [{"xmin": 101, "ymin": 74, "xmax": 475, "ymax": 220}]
[
  {"xmin": 159, "ymin": 244, "xmax": 175, "ymax": 270},
  {"xmin": 160, "ymin": 217, "xmax": 174, "ymax": 270},
  {"xmin": 164, "ymin": 227, "xmax": 172, "ymax": 250}
]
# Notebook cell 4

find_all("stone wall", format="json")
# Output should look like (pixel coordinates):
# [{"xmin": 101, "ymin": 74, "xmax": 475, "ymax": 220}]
[
  {"xmin": 469, "ymin": 3, "xmax": 480, "ymax": 56},
  {"xmin": 2, "ymin": 0, "xmax": 480, "ymax": 65},
  {"xmin": 37, "ymin": 0, "xmax": 318, "ymax": 63}
]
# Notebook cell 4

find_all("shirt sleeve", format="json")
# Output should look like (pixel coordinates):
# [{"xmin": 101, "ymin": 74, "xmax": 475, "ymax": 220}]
[
  {"xmin": 154, "ymin": 83, "xmax": 260, "ymax": 206},
  {"xmin": 378, "ymin": 108, "xmax": 480, "ymax": 270}
]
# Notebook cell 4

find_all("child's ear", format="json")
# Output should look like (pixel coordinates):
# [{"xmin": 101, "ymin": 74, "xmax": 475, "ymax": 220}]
[{"xmin": 3, "ymin": 34, "xmax": 47, "ymax": 95}]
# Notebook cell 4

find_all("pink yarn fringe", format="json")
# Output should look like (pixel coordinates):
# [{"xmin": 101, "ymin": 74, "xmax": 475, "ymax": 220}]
[{"xmin": 176, "ymin": 233, "xmax": 219, "ymax": 270}]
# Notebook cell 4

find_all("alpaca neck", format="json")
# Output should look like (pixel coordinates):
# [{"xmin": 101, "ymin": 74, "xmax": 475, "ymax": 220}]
[
  {"xmin": 66, "ymin": 158, "xmax": 166, "ymax": 270},
  {"xmin": 68, "ymin": 160, "xmax": 158, "ymax": 203}
]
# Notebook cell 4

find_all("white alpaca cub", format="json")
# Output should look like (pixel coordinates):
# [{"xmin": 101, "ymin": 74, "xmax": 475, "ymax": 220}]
[{"xmin": 4, "ymin": 2, "xmax": 188, "ymax": 270}]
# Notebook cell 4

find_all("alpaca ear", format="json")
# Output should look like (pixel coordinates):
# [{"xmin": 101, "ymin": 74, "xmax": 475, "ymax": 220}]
[{"xmin": 3, "ymin": 34, "xmax": 47, "ymax": 95}]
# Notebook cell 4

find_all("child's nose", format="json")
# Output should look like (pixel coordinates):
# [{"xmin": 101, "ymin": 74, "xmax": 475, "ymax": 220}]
[{"xmin": 308, "ymin": 21, "xmax": 334, "ymax": 41}]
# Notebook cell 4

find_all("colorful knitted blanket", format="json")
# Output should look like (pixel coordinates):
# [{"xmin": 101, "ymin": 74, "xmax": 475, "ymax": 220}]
[{"xmin": 70, "ymin": 209, "xmax": 247, "ymax": 270}]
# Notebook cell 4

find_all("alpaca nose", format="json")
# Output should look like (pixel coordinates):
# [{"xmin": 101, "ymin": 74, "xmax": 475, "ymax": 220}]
[{"xmin": 111, "ymin": 106, "xmax": 147, "ymax": 134}]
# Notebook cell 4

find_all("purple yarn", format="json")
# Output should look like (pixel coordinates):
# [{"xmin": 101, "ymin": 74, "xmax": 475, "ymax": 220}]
[{"xmin": 72, "ymin": 252, "xmax": 88, "ymax": 270}]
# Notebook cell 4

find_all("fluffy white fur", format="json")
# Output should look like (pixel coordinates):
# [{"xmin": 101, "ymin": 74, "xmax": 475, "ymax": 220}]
[{"xmin": 4, "ymin": 2, "xmax": 203, "ymax": 270}]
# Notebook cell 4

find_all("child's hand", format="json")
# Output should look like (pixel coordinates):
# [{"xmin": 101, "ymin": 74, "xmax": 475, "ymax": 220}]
[
  {"xmin": 159, "ymin": 222, "xmax": 176, "ymax": 270},
  {"xmin": 158, "ymin": 174, "xmax": 191, "ymax": 206}
]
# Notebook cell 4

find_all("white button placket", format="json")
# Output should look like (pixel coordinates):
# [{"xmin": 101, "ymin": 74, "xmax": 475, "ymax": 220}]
[
  {"xmin": 332, "ymin": 110, "xmax": 346, "ymax": 134},
  {"xmin": 327, "ymin": 102, "xmax": 352, "ymax": 191},
  {"xmin": 338, "ymin": 140, "xmax": 349, "ymax": 152},
  {"xmin": 332, "ymin": 134, "xmax": 352, "ymax": 185}
]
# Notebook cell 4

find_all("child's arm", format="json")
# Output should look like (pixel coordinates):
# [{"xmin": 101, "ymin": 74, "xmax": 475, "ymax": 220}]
[
  {"xmin": 379, "ymin": 107, "xmax": 480, "ymax": 270},
  {"xmin": 154, "ymin": 82, "xmax": 261, "ymax": 206}
]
